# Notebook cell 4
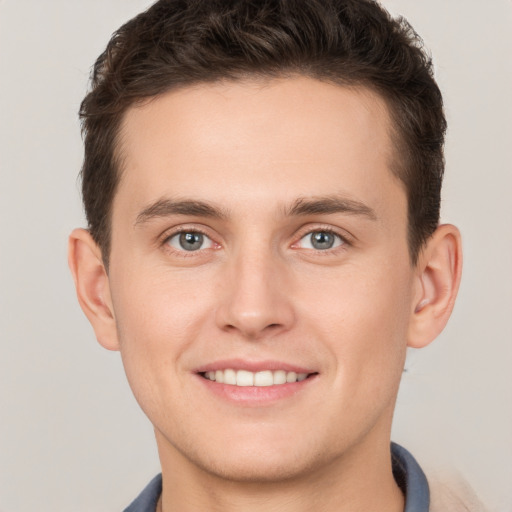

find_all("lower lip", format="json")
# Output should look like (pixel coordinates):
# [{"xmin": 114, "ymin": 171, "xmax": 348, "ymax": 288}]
[{"xmin": 196, "ymin": 374, "xmax": 317, "ymax": 405}]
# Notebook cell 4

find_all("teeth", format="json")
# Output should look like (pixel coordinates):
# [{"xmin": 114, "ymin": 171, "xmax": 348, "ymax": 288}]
[
  {"xmin": 286, "ymin": 371, "xmax": 297, "ymax": 383},
  {"xmin": 203, "ymin": 369, "xmax": 310, "ymax": 386},
  {"xmin": 237, "ymin": 370, "xmax": 254, "ymax": 386},
  {"xmin": 254, "ymin": 371, "xmax": 272, "ymax": 387},
  {"xmin": 224, "ymin": 369, "xmax": 236, "ymax": 385},
  {"xmin": 274, "ymin": 370, "xmax": 286, "ymax": 385}
]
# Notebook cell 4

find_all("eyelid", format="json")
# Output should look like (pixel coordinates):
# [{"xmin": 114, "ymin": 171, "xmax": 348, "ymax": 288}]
[
  {"xmin": 157, "ymin": 223, "xmax": 353, "ymax": 254},
  {"xmin": 159, "ymin": 224, "xmax": 220, "ymax": 251},
  {"xmin": 297, "ymin": 231, "xmax": 344, "ymax": 250},
  {"xmin": 167, "ymin": 231, "xmax": 214, "ymax": 251},
  {"xmin": 291, "ymin": 224, "xmax": 354, "ymax": 249}
]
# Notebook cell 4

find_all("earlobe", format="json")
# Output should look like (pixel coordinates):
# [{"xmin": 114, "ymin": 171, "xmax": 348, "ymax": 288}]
[
  {"xmin": 68, "ymin": 228, "xmax": 120, "ymax": 351},
  {"xmin": 407, "ymin": 224, "xmax": 463, "ymax": 348}
]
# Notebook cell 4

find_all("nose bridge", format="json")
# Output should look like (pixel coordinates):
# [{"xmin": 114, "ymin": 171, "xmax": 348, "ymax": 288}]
[{"xmin": 215, "ymin": 236, "xmax": 294, "ymax": 338}]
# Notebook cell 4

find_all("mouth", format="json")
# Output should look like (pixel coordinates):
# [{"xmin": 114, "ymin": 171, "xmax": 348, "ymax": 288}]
[
  {"xmin": 199, "ymin": 369, "xmax": 316, "ymax": 387},
  {"xmin": 194, "ymin": 360, "xmax": 319, "ymax": 404}
]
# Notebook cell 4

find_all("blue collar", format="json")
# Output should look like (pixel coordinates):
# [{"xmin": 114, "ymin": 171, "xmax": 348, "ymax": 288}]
[
  {"xmin": 124, "ymin": 443, "xmax": 429, "ymax": 511},
  {"xmin": 391, "ymin": 442, "xmax": 430, "ymax": 512}
]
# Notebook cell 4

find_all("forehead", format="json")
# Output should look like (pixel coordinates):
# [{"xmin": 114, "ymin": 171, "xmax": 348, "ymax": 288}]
[{"xmin": 114, "ymin": 77, "xmax": 401, "ymax": 219}]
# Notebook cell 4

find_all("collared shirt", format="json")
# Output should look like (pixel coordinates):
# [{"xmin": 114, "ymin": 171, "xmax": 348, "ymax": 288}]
[{"xmin": 123, "ymin": 443, "xmax": 429, "ymax": 512}]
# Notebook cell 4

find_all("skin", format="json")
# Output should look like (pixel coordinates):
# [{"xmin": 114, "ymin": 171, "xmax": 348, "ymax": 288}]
[{"xmin": 69, "ymin": 77, "xmax": 462, "ymax": 512}]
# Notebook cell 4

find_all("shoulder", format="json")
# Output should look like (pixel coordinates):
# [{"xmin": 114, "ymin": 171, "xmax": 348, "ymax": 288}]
[
  {"xmin": 428, "ymin": 473, "xmax": 488, "ymax": 512},
  {"xmin": 123, "ymin": 474, "xmax": 162, "ymax": 512}
]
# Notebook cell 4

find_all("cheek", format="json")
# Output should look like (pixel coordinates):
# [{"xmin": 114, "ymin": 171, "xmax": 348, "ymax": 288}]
[
  {"xmin": 109, "ymin": 264, "xmax": 215, "ymax": 395},
  {"xmin": 108, "ymin": 275, "xmax": 215, "ymax": 434},
  {"xmin": 298, "ymin": 260, "xmax": 413, "ymax": 389},
  {"xmin": 112, "ymin": 259, "xmax": 214, "ymax": 336}
]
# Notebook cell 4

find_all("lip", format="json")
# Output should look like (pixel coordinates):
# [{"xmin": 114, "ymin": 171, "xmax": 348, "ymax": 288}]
[
  {"xmin": 193, "ymin": 359, "xmax": 319, "ymax": 406},
  {"xmin": 194, "ymin": 358, "xmax": 315, "ymax": 374}
]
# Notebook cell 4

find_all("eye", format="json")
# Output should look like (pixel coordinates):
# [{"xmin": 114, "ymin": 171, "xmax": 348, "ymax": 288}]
[
  {"xmin": 297, "ymin": 230, "xmax": 344, "ymax": 250},
  {"xmin": 166, "ymin": 231, "xmax": 214, "ymax": 252}
]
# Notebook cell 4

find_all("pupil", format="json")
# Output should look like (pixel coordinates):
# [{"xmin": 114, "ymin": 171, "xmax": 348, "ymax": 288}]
[
  {"xmin": 311, "ymin": 232, "xmax": 334, "ymax": 250},
  {"xmin": 179, "ymin": 232, "xmax": 203, "ymax": 251}
]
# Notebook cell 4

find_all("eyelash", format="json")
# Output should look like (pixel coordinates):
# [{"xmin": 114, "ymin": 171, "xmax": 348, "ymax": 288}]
[
  {"xmin": 159, "ymin": 225, "xmax": 352, "ymax": 256},
  {"xmin": 293, "ymin": 226, "xmax": 352, "ymax": 253},
  {"xmin": 161, "ymin": 226, "xmax": 218, "ymax": 256}
]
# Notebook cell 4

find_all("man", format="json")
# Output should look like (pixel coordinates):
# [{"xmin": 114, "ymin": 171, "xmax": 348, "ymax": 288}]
[{"xmin": 68, "ymin": 1, "xmax": 466, "ymax": 510}]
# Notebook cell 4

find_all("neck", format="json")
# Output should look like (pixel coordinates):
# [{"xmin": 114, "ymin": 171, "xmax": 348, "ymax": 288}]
[{"xmin": 155, "ymin": 433, "xmax": 404, "ymax": 512}]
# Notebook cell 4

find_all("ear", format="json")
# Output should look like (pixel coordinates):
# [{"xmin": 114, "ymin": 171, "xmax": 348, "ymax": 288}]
[
  {"xmin": 68, "ymin": 228, "xmax": 120, "ymax": 351},
  {"xmin": 407, "ymin": 224, "xmax": 463, "ymax": 348}
]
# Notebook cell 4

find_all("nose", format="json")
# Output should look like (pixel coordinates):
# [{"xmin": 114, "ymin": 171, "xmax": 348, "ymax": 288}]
[{"xmin": 215, "ymin": 247, "xmax": 296, "ymax": 340}]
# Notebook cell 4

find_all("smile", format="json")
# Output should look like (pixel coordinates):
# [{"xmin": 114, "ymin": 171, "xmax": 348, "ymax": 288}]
[{"xmin": 201, "ymin": 369, "xmax": 310, "ymax": 387}]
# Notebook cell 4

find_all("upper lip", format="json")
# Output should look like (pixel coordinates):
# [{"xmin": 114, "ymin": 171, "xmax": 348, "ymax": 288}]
[{"xmin": 194, "ymin": 359, "xmax": 316, "ymax": 374}]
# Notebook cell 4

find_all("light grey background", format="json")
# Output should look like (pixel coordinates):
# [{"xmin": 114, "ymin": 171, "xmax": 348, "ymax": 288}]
[{"xmin": 1, "ymin": 1, "xmax": 511, "ymax": 511}]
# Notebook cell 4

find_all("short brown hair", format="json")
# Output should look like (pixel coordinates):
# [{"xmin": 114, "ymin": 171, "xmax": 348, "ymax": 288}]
[{"xmin": 80, "ymin": 0, "xmax": 446, "ymax": 267}]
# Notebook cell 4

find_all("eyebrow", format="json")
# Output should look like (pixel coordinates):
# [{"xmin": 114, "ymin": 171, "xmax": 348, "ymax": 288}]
[
  {"xmin": 134, "ymin": 198, "xmax": 228, "ymax": 226},
  {"xmin": 284, "ymin": 195, "xmax": 378, "ymax": 220},
  {"xmin": 134, "ymin": 194, "xmax": 377, "ymax": 227}
]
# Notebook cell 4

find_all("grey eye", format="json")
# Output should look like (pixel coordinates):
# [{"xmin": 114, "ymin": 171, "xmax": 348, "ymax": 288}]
[
  {"xmin": 310, "ymin": 232, "xmax": 335, "ymax": 250},
  {"xmin": 299, "ymin": 231, "xmax": 343, "ymax": 250},
  {"xmin": 167, "ymin": 232, "xmax": 213, "ymax": 251},
  {"xmin": 179, "ymin": 232, "xmax": 203, "ymax": 251}
]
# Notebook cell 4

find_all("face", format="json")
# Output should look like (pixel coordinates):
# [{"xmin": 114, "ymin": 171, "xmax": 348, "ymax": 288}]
[{"xmin": 107, "ymin": 78, "xmax": 417, "ymax": 481}]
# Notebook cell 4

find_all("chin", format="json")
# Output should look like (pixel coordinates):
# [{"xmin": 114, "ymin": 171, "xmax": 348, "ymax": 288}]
[
  {"xmin": 195, "ymin": 451, "xmax": 316, "ymax": 484},
  {"xmin": 175, "ymin": 430, "xmax": 333, "ymax": 484}
]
